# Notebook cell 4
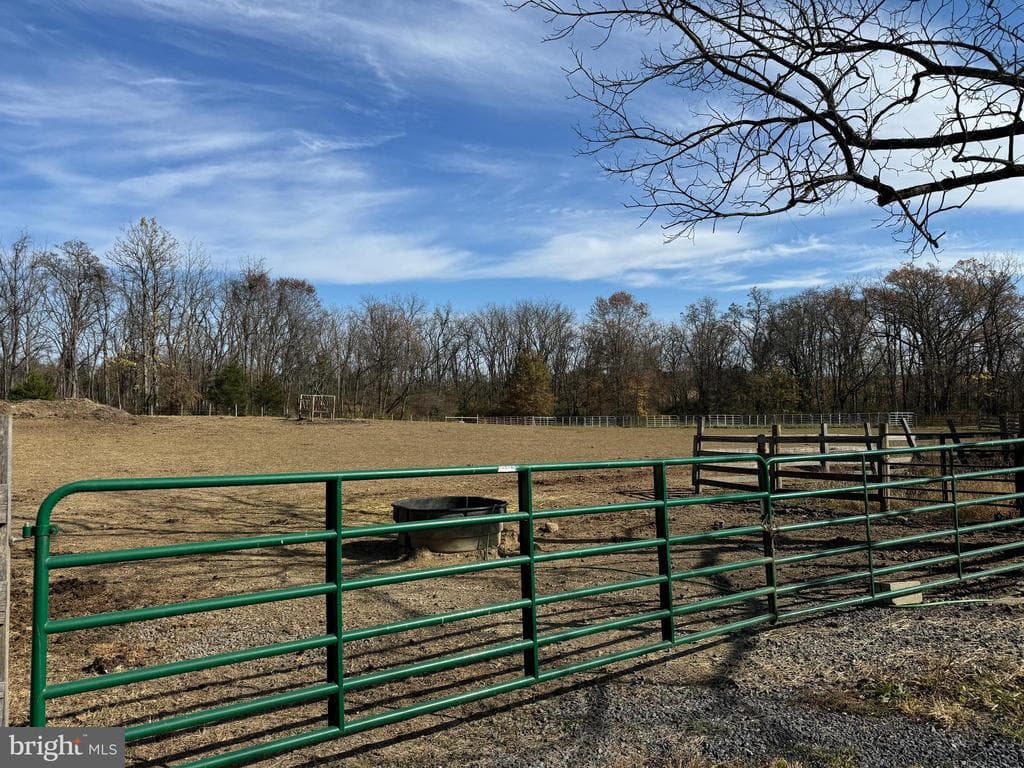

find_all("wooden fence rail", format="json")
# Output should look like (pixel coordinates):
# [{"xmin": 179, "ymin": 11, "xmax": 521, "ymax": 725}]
[{"xmin": 692, "ymin": 415, "xmax": 1023, "ymax": 513}]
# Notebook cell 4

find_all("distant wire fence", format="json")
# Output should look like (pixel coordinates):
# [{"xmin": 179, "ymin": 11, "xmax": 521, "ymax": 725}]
[{"xmin": 446, "ymin": 412, "xmax": 917, "ymax": 428}]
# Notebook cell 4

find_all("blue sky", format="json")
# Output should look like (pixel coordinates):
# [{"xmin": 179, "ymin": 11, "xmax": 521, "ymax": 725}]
[{"xmin": 1, "ymin": 1, "xmax": 1021, "ymax": 320}]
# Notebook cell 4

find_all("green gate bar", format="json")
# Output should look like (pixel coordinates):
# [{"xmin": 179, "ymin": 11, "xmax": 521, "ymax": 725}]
[{"xmin": 24, "ymin": 439, "xmax": 1024, "ymax": 768}]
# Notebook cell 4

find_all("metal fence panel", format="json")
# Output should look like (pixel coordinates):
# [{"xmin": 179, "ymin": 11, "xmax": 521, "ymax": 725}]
[{"xmin": 24, "ymin": 437, "xmax": 1024, "ymax": 767}]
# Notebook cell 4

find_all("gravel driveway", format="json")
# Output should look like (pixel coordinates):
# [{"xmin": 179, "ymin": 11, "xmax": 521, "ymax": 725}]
[{"xmin": 323, "ymin": 598, "xmax": 1023, "ymax": 768}]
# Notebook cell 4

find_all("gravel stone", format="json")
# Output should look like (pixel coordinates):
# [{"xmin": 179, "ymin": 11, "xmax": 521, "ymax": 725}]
[{"xmin": 397, "ymin": 602, "xmax": 1024, "ymax": 768}]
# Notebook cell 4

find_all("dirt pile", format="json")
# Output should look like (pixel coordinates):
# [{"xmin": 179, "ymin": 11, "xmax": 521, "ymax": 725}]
[{"xmin": 0, "ymin": 398, "xmax": 137, "ymax": 423}]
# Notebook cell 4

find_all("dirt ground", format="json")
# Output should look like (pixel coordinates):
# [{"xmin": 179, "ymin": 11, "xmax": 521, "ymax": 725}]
[{"xmin": 5, "ymin": 413, "xmax": 1024, "ymax": 768}]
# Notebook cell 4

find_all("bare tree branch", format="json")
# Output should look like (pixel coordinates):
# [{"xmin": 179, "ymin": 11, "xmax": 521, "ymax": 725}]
[{"xmin": 514, "ymin": 0, "xmax": 1024, "ymax": 251}]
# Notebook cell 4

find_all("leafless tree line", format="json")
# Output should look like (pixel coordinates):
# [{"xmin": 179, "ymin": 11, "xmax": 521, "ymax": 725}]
[{"xmin": 1, "ymin": 218, "xmax": 1021, "ymax": 417}]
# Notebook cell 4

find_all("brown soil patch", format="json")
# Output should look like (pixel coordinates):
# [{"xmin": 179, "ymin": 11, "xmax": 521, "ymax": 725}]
[{"xmin": 0, "ymin": 398, "xmax": 138, "ymax": 423}]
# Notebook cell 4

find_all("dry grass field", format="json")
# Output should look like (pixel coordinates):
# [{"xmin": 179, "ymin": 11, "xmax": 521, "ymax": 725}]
[{"xmin": 5, "ymin": 412, "xmax": 1024, "ymax": 768}]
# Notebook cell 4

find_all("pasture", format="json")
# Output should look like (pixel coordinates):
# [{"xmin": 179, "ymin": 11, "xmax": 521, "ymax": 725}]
[{"xmin": 7, "ymin": 414, "xmax": 1024, "ymax": 767}]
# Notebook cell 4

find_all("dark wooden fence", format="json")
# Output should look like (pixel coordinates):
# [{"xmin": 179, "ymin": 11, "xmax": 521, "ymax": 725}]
[{"xmin": 692, "ymin": 414, "xmax": 1024, "ymax": 513}]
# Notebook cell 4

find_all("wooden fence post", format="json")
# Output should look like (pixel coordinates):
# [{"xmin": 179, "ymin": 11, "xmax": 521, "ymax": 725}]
[
  {"xmin": 947, "ymin": 417, "xmax": 967, "ymax": 466},
  {"xmin": 900, "ymin": 416, "xmax": 916, "ymax": 448},
  {"xmin": 691, "ymin": 416, "xmax": 705, "ymax": 494},
  {"xmin": 862, "ymin": 421, "xmax": 873, "ymax": 452},
  {"xmin": 862, "ymin": 422, "xmax": 875, "ymax": 473},
  {"xmin": 0, "ymin": 415, "xmax": 11, "ymax": 726},
  {"xmin": 756, "ymin": 433, "xmax": 770, "ymax": 490},
  {"xmin": 999, "ymin": 414, "xmax": 1010, "ymax": 465},
  {"xmin": 863, "ymin": 422, "xmax": 882, "ymax": 505}
]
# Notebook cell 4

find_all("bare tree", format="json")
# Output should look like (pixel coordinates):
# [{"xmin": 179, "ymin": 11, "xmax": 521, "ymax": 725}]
[
  {"xmin": 728, "ymin": 288, "xmax": 776, "ymax": 373},
  {"xmin": 470, "ymin": 304, "xmax": 518, "ymax": 407},
  {"xmin": 350, "ymin": 295, "xmax": 428, "ymax": 417},
  {"xmin": 109, "ymin": 218, "xmax": 180, "ymax": 415},
  {"xmin": 419, "ymin": 304, "xmax": 464, "ymax": 416},
  {"xmin": 37, "ymin": 240, "xmax": 110, "ymax": 398},
  {"xmin": 963, "ymin": 257, "xmax": 1024, "ymax": 412},
  {"xmin": 274, "ymin": 277, "xmax": 328, "ymax": 408},
  {"xmin": 680, "ymin": 297, "xmax": 740, "ymax": 411},
  {"xmin": 771, "ymin": 286, "xmax": 876, "ymax": 410},
  {"xmin": 517, "ymin": 1, "xmax": 1024, "ymax": 250},
  {"xmin": 867, "ymin": 260, "xmax": 1002, "ymax": 413},
  {"xmin": 158, "ymin": 242, "xmax": 215, "ymax": 414},
  {"xmin": 0, "ymin": 234, "xmax": 46, "ymax": 396},
  {"xmin": 581, "ymin": 291, "xmax": 661, "ymax": 415}
]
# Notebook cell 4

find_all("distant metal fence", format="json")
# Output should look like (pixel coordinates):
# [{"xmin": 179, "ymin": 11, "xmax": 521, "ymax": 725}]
[
  {"xmin": 25, "ymin": 436, "xmax": 1024, "ymax": 767},
  {"xmin": 447, "ymin": 412, "xmax": 915, "ymax": 428}
]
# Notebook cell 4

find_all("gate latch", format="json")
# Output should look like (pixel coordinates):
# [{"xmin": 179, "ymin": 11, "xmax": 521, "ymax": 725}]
[{"xmin": 22, "ymin": 524, "xmax": 58, "ymax": 538}]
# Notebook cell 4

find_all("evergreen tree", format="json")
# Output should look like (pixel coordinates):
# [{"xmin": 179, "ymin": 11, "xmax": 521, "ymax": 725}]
[
  {"xmin": 207, "ymin": 361, "xmax": 247, "ymax": 414},
  {"xmin": 505, "ymin": 351, "xmax": 555, "ymax": 416}
]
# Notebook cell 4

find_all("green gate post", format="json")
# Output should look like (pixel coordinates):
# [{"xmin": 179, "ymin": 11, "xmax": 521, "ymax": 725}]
[
  {"xmin": 29, "ymin": 522, "xmax": 54, "ymax": 726},
  {"xmin": 653, "ymin": 464, "xmax": 675, "ymax": 642},
  {"xmin": 325, "ymin": 479, "xmax": 343, "ymax": 728},
  {"xmin": 691, "ymin": 417, "xmax": 704, "ymax": 494},
  {"xmin": 951, "ymin": 471, "xmax": 964, "ymax": 580},
  {"xmin": 757, "ymin": 456, "xmax": 778, "ymax": 621},
  {"xmin": 860, "ymin": 456, "xmax": 876, "ymax": 598},
  {"xmin": 517, "ymin": 470, "xmax": 540, "ymax": 678}
]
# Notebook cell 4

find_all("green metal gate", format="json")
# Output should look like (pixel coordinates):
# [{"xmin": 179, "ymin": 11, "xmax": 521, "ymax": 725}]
[{"xmin": 25, "ymin": 438, "xmax": 1024, "ymax": 767}]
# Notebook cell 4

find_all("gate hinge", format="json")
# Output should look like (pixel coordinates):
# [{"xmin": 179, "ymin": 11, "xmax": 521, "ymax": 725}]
[{"xmin": 22, "ymin": 524, "xmax": 58, "ymax": 538}]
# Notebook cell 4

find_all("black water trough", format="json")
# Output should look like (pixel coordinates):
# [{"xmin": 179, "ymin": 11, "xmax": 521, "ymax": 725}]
[{"xmin": 391, "ymin": 496, "xmax": 506, "ymax": 553}]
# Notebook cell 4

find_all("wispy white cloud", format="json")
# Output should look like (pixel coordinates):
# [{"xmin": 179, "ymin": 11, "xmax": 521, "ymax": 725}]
[
  {"xmin": 725, "ymin": 272, "xmax": 830, "ymax": 292},
  {"xmin": 429, "ymin": 145, "xmax": 533, "ymax": 179},
  {"xmin": 293, "ymin": 130, "xmax": 403, "ymax": 153},
  {"xmin": 0, "ymin": 66, "xmax": 179, "ymax": 126},
  {"xmin": 0, "ymin": 46, "xmax": 455, "ymax": 281},
  {"xmin": 484, "ymin": 223, "xmax": 754, "ymax": 282},
  {"xmin": 83, "ymin": 0, "xmax": 569, "ymax": 104}
]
